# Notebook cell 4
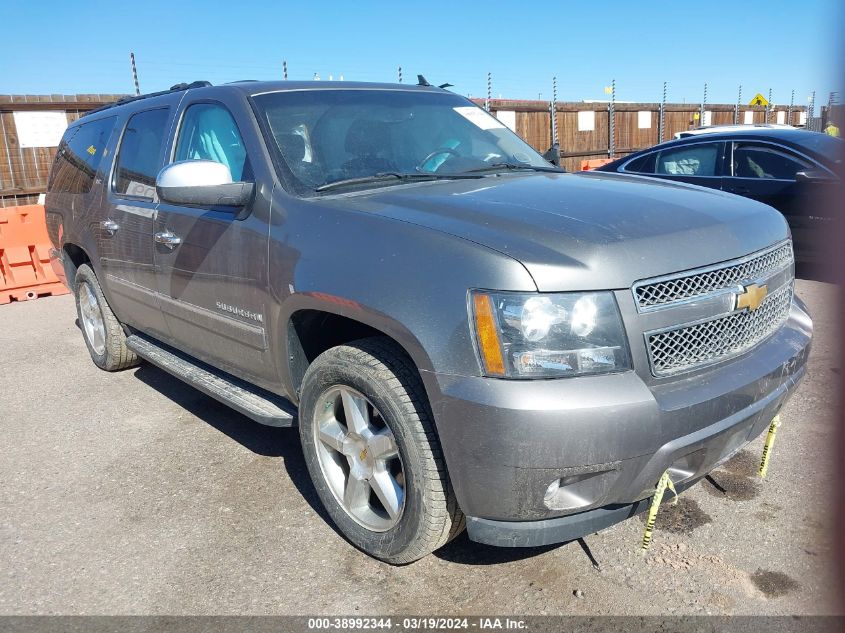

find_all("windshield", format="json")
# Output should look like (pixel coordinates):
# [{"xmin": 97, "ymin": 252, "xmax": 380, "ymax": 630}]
[
  {"xmin": 792, "ymin": 132, "xmax": 844, "ymax": 164},
  {"xmin": 251, "ymin": 89, "xmax": 554, "ymax": 195}
]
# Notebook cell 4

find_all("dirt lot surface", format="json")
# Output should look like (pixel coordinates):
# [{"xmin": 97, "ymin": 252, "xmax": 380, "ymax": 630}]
[{"xmin": 0, "ymin": 279, "xmax": 840, "ymax": 615}]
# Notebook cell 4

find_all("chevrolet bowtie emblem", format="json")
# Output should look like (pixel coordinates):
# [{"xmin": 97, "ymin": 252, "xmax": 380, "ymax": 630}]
[{"xmin": 735, "ymin": 283, "xmax": 768, "ymax": 312}]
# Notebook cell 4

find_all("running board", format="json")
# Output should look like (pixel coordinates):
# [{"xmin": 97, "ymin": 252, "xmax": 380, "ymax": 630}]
[{"xmin": 126, "ymin": 334, "xmax": 297, "ymax": 427}]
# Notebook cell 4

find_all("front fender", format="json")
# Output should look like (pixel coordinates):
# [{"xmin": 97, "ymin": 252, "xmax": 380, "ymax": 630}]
[
  {"xmin": 268, "ymin": 193, "xmax": 538, "ymax": 397},
  {"xmin": 281, "ymin": 290, "xmax": 435, "ymax": 380}
]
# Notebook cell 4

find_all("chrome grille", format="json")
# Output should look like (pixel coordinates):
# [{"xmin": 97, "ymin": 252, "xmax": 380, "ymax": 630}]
[
  {"xmin": 634, "ymin": 242, "xmax": 794, "ymax": 310},
  {"xmin": 646, "ymin": 282, "xmax": 793, "ymax": 376}
]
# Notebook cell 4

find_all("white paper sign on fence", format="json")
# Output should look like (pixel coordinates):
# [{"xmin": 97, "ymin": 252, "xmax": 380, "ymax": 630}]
[
  {"xmin": 743, "ymin": 110, "xmax": 754, "ymax": 124},
  {"xmin": 776, "ymin": 110, "xmax": 786, "ymax": 124},
  {"xmin": 13, "ymin": 111, "xmax": 68, "ymax": 148},
  {"xmin": 496, "ymin": 110, "xmax": 517, "ymax": 131},
  {"xmin": 703, "ymin": 111, "xmax": 713, "ymax": 126},
  {"xmin": 577, "ymin": 110, "xmax": 595, "ymax": 132},
  {"xmin": 799, "ymin": 111, "xmax": 807, "ymax": 125},
  {"xmin": 637, "ymin": 111, "xmax": 651, "ymax": 129}
]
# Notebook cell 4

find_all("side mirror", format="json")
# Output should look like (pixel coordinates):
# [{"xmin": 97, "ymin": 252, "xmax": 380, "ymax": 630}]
[
  {"xmin": 795, "ymin": 169, "xmax": 835, "ymax": 183},
  {"xmin": 542, "ymin": 143, "xmax": 560, "ymax": 166},
  {"xmin": 156, "ymin": 160, "xmax": 254, "ymax": 208}
]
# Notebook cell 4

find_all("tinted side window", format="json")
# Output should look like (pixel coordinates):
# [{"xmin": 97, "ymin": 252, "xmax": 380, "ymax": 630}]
[
  {"xmin": 175, "ymin": 103, "xmax": 249, "ymax": 181},
  {"xmin": 48, "ymin": 116, "xmax": 117, "ymax": 194},
  {"xmin": 623, "ymin": 152, "xmax": 656, "ymax": 174},
  {"xmin": 114, "ymin": 108, "xmax": 170, "ymax": 199},
  {"xmin": 732, "ymin": 143, "xmax": 811, "ymax": 180},
  {"xmin": 656, "ymin": 143, "xmax": 719, "ymax": 176}
]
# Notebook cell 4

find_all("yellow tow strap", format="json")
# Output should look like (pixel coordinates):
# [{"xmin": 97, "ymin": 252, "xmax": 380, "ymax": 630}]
[
  {"xmin": 641, "ymin": 470, "xmax": 677, "ymax": 552},
  {"xmin": 758, "ymin": 415, "xmax": 781, "ymax": 479}
]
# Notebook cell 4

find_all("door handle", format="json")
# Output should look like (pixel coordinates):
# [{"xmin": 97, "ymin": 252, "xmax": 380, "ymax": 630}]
[
  {"xmin": 99, "ymin": 219, "xmax": 120, "ymax": 235},
  {"xmin": 154, "ymin": 230, "xmax": 182, "ymax": 248}
]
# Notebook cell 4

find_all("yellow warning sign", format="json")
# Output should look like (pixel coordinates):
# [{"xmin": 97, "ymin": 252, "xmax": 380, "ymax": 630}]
[
  {"xmin": 749, "ymin": 93, "xmax": 769, "ymax": 107},
  {"xmin": 86, "ymin": 145, "xmax": 97, "ymax": 155}
]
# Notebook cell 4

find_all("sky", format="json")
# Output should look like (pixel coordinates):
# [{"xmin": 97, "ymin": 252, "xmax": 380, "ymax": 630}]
[{"xmin": 1, "ymin": 0, "xmax": 841, "ymax": 106}]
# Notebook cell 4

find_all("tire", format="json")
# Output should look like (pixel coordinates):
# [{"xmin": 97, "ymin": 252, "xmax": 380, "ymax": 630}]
[
  {"xmin": 74, "ymin": 263, "xmax": 139, "ymax": 371},
  {"xmin": 298, "ymin": 337, "xmax": 464, "ymax": 564}
]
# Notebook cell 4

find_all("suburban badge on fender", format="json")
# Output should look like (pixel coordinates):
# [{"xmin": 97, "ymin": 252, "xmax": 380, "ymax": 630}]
[
  {"xmin": 734, "ymin": 283, "xmax": 768, "ymax": 312},
  {"xmin": 216, "ymin": 301, "xmax": 264, "ymax": 323}
]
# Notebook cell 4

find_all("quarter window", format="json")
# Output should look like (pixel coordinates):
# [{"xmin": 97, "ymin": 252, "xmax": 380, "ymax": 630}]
[
  {"xmin": 655, "ymin": 143, "xmax": 719, "ymax": 176},
  {"xmin": 114, "ymin": 108, "xmax": 170, "ymax": 199},
  {"xmin": 48, "ymin": 116, "xmax": 117, "ymax": 194},
  {"xmin": 732, "ymin": 143, "xmax": 811, "ymax": 180},
  {"xmin": 623, "ymin": 152, "xmax": 656, "ymax": 174},
  {"xmin": 175, "ymin": 103, "xmax": 249, "ymax": 181}
]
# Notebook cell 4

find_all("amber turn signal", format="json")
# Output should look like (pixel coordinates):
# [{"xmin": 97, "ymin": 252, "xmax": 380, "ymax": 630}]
[{"xmin": 472, "ymin": 293, "xmax": 506, "ymax": 376}]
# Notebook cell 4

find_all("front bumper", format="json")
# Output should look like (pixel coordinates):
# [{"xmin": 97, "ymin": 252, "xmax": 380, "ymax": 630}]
[
  {"xmin": 422, "ymin": 297, "xmax": 812, "ymax": 546},
  {"xmin": 466, "ymin": 477, "xmax": 702, "ymax": 548}
]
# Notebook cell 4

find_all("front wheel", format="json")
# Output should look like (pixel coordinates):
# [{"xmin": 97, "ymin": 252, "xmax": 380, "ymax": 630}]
[{"xmin": 298, "ymin": 337, "xmax": 464, "ymax": 563}]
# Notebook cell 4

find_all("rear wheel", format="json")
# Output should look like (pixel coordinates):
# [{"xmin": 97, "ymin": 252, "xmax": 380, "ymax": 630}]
[
  {"xmin": 74, "ymin": 264, "xmax": 138, "ymax": 371},
  {"xmin": 298, "ymin": 337, "xmax": 464, "ymax": 563}
]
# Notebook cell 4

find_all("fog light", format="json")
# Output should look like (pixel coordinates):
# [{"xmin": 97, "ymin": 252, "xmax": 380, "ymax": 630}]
[
  {"xmin": 543, "ymin": 479, "xmax": 561, "ymax": 506},
  {"xmin": 541, "ymin": 468, "xmax": 619, "ymax": 511}
]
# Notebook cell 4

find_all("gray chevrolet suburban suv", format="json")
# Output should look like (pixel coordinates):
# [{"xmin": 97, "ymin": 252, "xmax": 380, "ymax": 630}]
[{"xmin": 46, "ymin": 80, "xmax": 812, "ymax": 563}]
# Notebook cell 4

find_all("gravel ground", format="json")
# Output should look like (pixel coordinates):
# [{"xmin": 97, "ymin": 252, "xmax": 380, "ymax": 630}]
[{"xmin": 0, "ymin": 278, "xmax": 840, "ymax": 615}]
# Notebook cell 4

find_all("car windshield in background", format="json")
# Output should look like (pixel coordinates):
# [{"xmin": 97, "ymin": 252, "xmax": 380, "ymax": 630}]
[
  {"xmin": 793, "ymin": 132, "xmax": 844, "ymax": 164},
  {"xmin": 251, "ymin": 89, "xmax": 557, "ymax": 195}
]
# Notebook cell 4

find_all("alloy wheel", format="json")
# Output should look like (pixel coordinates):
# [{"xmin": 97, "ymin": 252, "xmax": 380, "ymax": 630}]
[
  {"xmin": 79, "ymin": 282, "xmax": 106, "ymax": 356},
  {"xmin": 313, "ymin": 386, "xmax": 406, "ymax": 532}
]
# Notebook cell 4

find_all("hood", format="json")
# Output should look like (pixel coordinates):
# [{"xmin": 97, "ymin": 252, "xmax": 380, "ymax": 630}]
[{"xmin": 332, "ymin": 171, "xmax": 790, "ymax": 291}]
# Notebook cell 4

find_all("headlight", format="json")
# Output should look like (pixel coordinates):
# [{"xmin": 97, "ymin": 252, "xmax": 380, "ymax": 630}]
[{"xmin": 470, "ymin": 290, "xmax": 631, "ymax": 378}]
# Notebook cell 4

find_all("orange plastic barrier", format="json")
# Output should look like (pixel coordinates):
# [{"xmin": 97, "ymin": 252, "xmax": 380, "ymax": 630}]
[
  {"xmin": 0, "ymin": 205, "xmax": 69, "ymax": 304},
  {"xmin": 580, "ymin": 158, "xmax": 614, "ymax": 171}
]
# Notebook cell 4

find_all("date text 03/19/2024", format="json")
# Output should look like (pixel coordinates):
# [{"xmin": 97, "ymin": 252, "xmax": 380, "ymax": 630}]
[{"xmin": 306, "ymin": 617, "xmax": 528, "ymax": 630}]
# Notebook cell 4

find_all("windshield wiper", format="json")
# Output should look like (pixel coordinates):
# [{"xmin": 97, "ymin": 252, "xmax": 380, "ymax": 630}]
[
  {"xmin": 461, "ymin": 162, "xmax": 565, "ymax": 174},
  {"xmin": 315, "ymin": 172, "xmax": 482, "ymax": 192}
]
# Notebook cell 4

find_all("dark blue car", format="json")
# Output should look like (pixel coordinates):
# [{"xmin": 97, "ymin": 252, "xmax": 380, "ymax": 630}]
[{"xmin": 596, "ymin": 128, "xmax": 843, "ymax": 262}]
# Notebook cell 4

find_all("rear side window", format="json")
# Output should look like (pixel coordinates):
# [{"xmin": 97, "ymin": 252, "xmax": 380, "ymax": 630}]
[
  {"xmin": 114, "ymin": 108, "xmax": 170, "ymax": 199},
  {"xmin": 48, "ymin": 116, "xmax": 117, "ymax": 194},
  {"xmin": 732, "ymin": 143, "xmax": 812, "ymax": 180},
  {"xmin": 656, "ymin": 143, "xmax": 720, "ymax": 176}
]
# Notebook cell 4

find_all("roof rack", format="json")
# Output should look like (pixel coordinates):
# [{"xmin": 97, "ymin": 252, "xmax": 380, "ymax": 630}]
[{"xmin": 81, "ymin": 80, "xmax": 213, "ymax": 118}]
